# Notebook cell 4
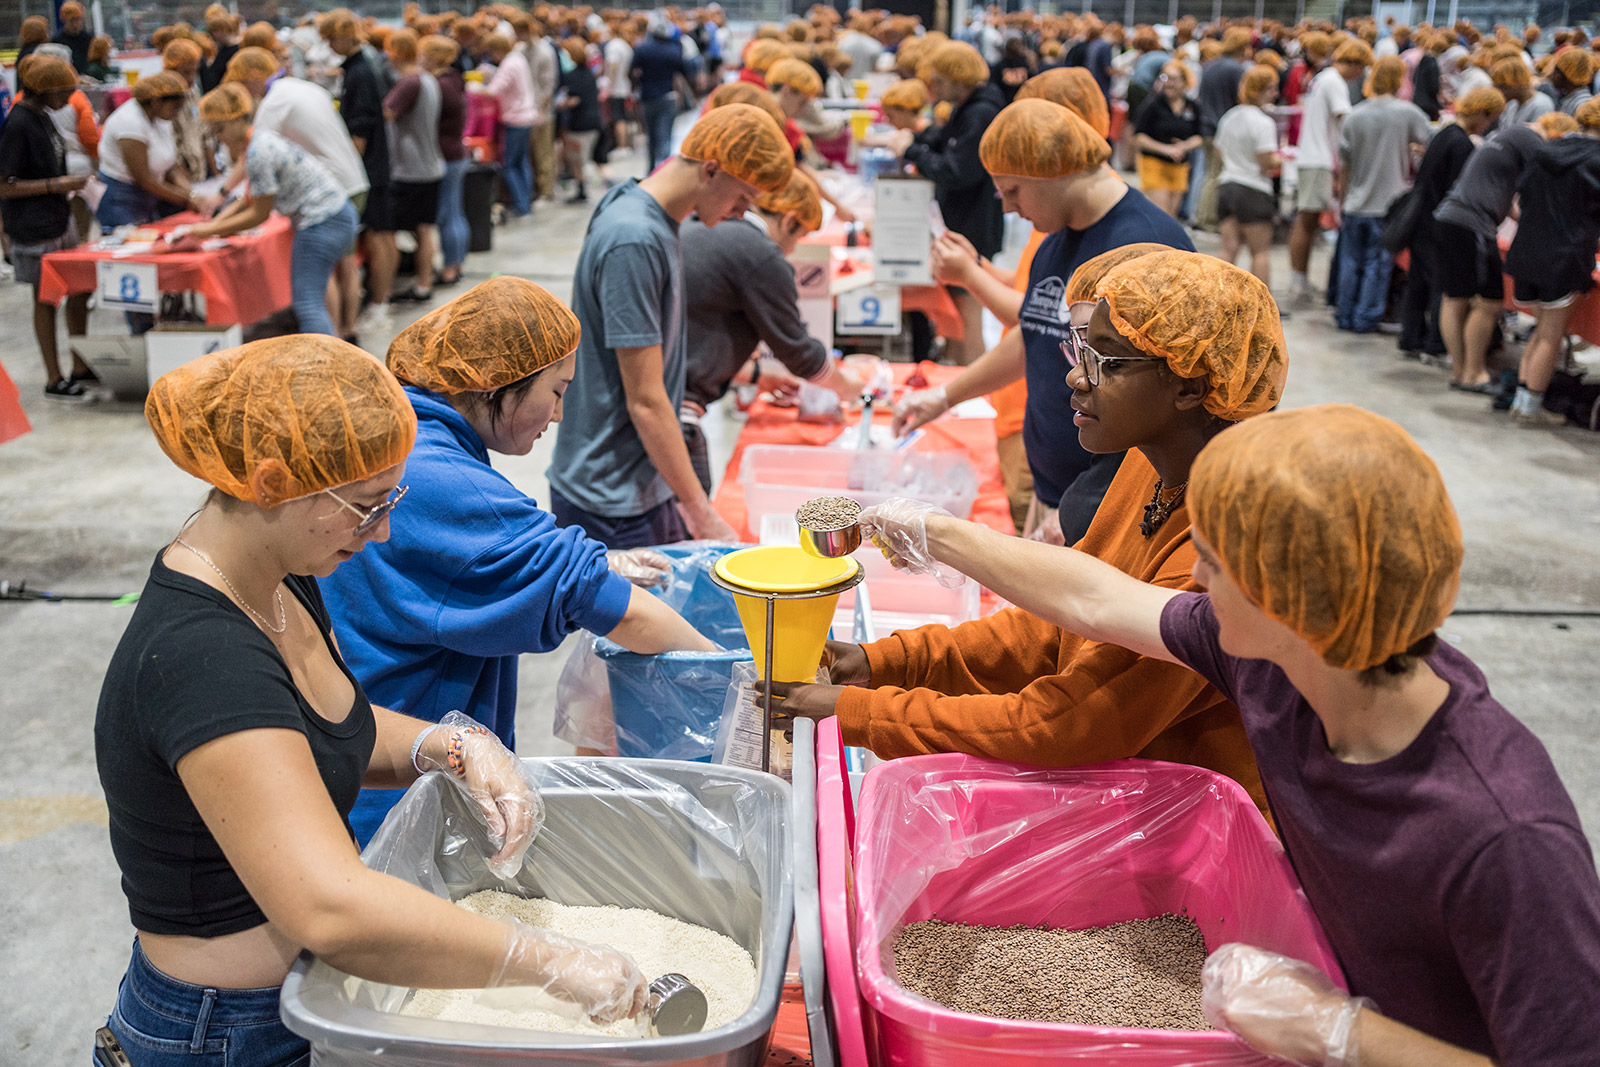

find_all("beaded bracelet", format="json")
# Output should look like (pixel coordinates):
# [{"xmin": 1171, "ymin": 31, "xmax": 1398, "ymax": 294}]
[{"xmin": 446, "ymin": 725, "xmax": 495, "ymax": 777}]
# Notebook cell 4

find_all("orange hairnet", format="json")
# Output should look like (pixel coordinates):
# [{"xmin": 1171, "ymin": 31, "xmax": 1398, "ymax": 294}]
[
  {"xmin": 1015, "ymin": 67, "xmax": 1110, "ymax": 138},
  {"xmin": 1300, "ymin": 31, "xmax": 1331, "ymax": 59},
  {"xmin": 745, "ymin": 38, "xmax": 789, "ymax": 74},
  {"xmin": 1577, "ymin": 97, "xmax": 1600, "ymax": 132},
  {"xmin": 420, "ymin": 33, "xmax": 459, "ymax": 66},
  {"xmin": 1333, "ymin": 38, "xmax": 1373, "ymax": 65},
  {"xmin": 918, "ymin": 40, "xmax": 988, "ymax": 87},
  {"xmin": 20, "ymin": 56, "xmax": 77, "ymax": 93},
  {"xmin": 1538, "ymin": 111, "xmax": 1580, "ymax": 138},
  {"xmin": 225, "ymin": 45, "xmax": 278, "ymax": 83},
  {"xmin": 1455, "ymin": 86, "xmax": 1506, "ymax": 118},
  {"xmin": 979, "ymin": 97, "xmax": 1110, "ymax": 179},
  {"xmin": 1189, "ymin": 404, "xmax": 1462, "ymax": 672},
  {"xmin": 1094, "ymin": 250, "xmax": 1286, "ymax": 421},
  {"xmin": 679, "ymin": 102, "xmax": 795, "ymax": 194},
  {"xmin": 146, "ymin": 336, "xmax": 417, "ymax": 508},
  {"xmin": 163, "ymin": 38, "xmax": 203, "ymax": 69},
  {"xmin": 704, "ymin": 81, "xmax": 787, "ymax": 129},
  {"xmin": 1366, "ymin": 55, "xmax": 1405, "ymax": 95},
  {"xmin": 388, "ymin": 28, "xmax": 419, "ymax": 62},
  {"xmin": 388, "ymin": 278, "xmax": 580, "ymax": 394},
  {"xmin": 1065, "ymin": 243, "xmax": 1170, "ymax": 302},
  {"xmin": 199, "ymin": 82, "xmax": 253, "ymax": 122},
  {"xmin": 768, "ymin": 57, "xmax": 822, "ymax": 97},
  {"xmin": 1556, "ymin": 46, "xmax": 1595, "ymax": 84},
  {"xmin": 1490, "ymin": 55, "xmax": 1531, "ymax": 88},
  {"xmin": 1221, "ymin": 26, "xmax": 1253, "ymax": 56},
  {"xmin": 240, "ymin": 21, "xmax": 277, "ymax": 50},
  {"xmin": 59, "ymin": 1, "xmax": 85, "ymax": 18},
  {"xmin": 132, "ymin": 70, "xmax": 189, "ymax": 102},
  {"xmin": 1239, "ymin": 64, "xmax": 1278, "ymax": 103},
  {"xmin": 756, "ymin": 169, "xmax": 823, "ymax": 232},
  {"xmin": 320, "ymin": 7, "xmax": 360, "ymax": 39},
  {"xmin": 881, "ymin": 78, "xmax": 928, "ymax": 111}
]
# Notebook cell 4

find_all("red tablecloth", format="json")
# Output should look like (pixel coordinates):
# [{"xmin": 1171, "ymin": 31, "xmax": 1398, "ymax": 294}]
[
  {"xmin": 38, "ymin": 213, "xmax": 295, "ymax": 327},
  {"xmin": 0, "ymin": 362, "xmax": 31, "ymax": 445},
  {"xmin": 712, "ymin": 362, "xmax": 1013, "ymax": 540}
]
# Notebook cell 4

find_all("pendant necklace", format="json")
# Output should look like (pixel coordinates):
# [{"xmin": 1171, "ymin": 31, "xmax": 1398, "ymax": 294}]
[
  {"xmin": 1141, "ymin": 479, "xmax": 1188, "ymax": 538},
  {"xmin": 172, "ymin": 537, "xmax": 287, "ymax": 634}
]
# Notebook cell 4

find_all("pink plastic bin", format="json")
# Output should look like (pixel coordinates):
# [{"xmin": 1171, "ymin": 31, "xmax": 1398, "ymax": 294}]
[
  {"xmin": 816, "ymin": 717, "xmax": 874, "ymax": 1067},
  {"xmin": 855, "ymin": 756, "xmax": 1344, "ymax": 1067}
]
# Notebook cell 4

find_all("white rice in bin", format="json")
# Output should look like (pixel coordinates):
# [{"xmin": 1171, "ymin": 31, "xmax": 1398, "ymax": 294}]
[{"xmin": 400, "ymin": 890, "xmax": 758, "ymax": 1036}]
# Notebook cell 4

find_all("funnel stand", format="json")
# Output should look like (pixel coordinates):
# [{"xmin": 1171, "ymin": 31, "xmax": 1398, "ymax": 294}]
[{"xmin": 710, "ymin": 567, "xmax": 864, "ymax": 774}]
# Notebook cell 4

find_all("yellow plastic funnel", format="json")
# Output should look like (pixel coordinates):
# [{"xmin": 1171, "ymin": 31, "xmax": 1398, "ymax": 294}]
[{"xmin": 714, "ymin": 546, "xmax": 859, "ymax": 683}]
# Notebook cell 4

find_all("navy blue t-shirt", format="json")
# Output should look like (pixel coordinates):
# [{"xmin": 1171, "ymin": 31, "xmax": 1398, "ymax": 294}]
[{"xmin": 1018, "ymin": 187, "xmax": 1192, "ymax": 510}]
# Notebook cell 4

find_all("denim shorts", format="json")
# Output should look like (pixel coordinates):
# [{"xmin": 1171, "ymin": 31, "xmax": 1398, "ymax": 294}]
[{"xmin": 102, "ymin": 939, "xmax": 308, "ymax": 1067}]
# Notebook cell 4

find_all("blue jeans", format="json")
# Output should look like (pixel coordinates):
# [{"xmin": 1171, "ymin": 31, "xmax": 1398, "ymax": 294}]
[
  {"xmin": 501, "ymin": 124, "xmax": 533, "ymax": 215},
  {"xmin": 291, "ymin": 202, "xmax": 358, "ymax": 336},
  {"xmin": 1335, "ymin": 213, "xmax": 1393, "ymax": 333},
  {"xmin": 642, "ymin": 94, "xmax": 677, "ymax": 172},
  {"xmin": 1179, "ymin": 144, "xmax": 1204, "ymax": 221},
  {"xmin": 103, "ymin": 939, "xmax": 307, "ymax": 1067},
  {"xmin": 437, "ymin": 158, "xmax": 470, "ymax": 270},
  {"xmin": 96, "ymin": 174, "xmax": 168, "ymax": 229}
]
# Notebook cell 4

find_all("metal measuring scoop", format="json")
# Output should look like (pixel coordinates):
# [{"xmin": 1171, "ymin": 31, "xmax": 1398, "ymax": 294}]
[
  {"xmin": 797, "ymin": 496, "xmax": 864, "ymax": 559},
  {"xmin": 648, "ymin": 973, "xmax": 709, "ymax": 1036}
]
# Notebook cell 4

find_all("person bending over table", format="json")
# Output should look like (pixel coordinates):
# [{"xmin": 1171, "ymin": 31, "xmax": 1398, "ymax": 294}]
[
  {"xmin": 182, "ymin": 84, "xmax": 358, "ymax": 338},
  {"xmin": 680, "ymin": 169, "xmax": 864, "ymax": 492},
  {"xmin": 826, "ymin": 403, "xmax": 1600, "ymax": 1067},
  {"xmin": 0, "ymin": 57, "xmax": 93, "ymax": 400},
  {"xmin": 894, "ymin": 97, "xmax": 1192, "ymax": 546},
  {"xmin": 773, "ymin": 250, "xmax": 1285, "ymax": 817},
  {"xmin": 96, "ymin": 336, "xmax": 648, "ymax": 1067},
  {"xmin": 96, "ymin": 71, "xmax": 207, "ymax": 228},
  {"xmin": 322, "ymin": 278, "xmax": 716, "ymax": 843}
]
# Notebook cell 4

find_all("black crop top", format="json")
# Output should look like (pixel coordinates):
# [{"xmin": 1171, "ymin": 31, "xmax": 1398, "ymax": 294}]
[{"xmin": 95, "ymin": 553, "xmax": 377, "ymax": 937}]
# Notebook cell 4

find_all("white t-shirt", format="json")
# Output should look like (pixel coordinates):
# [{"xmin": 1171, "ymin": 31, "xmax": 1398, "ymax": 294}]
[
  {"xmin": 1297, "ymin": 65, "xmax": 1353, "ymax": 170},
  {"xmin": 604, "ymin": 37, "xmax": 633, "ymax": 98},
  {"xmin": 1215, "ymin": 103, "xmax": 1279, "ymax": 194},
  {"xmin": 252, "ymin": 76, "xmax": 369, "ymax": 197},
  {"xmin": 99, "ymin": 100, "xmax": 178, "ymax": 185}
]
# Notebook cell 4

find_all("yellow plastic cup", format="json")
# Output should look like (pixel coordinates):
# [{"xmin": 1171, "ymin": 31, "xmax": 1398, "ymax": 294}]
[
  {"xmin": 125, "ymin": 70, "xmax": 139, "ymax": 85},
  {"xmin": 849, "ymin": 109, "xmax": 872, "ymax": 140},
  {"xmin": 853, "ymin": 78, "xmax": 869, "ymax": 100},
  {"xmin": 715, "ymin": 546, "xmax": 858, "ymax": 683}
]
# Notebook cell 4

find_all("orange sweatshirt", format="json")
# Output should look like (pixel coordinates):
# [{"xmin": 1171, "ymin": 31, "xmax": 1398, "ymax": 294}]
[{"xmin": 835, "ymin": 450, "xmax": 1267, "ymax": 816}]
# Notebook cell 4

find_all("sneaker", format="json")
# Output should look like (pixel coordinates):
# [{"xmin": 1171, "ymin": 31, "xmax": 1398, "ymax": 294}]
[
  {"xmin": 354, "ymin": 302, "xmax": 392, "ymax": 335},
  {"xmin": 43, "ymin": 378, "xmax": 89, "ymax": 401},
  {"xmin": 390, "ymin": 286, "xmax": 433, "ymax": 304},
  {"xmin": 1513, "ymin": 405, "xmax": 1568, "ymax": 427}
]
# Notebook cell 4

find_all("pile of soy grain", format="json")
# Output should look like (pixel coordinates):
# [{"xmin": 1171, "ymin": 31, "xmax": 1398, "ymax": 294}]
[
  {"xmin": 892, "ymin": 914, "xmax": 1210, "ymax": 1030},
  {"xmin": 401, "ymin": 891, "xmax": 757, "ymax": 1037}
]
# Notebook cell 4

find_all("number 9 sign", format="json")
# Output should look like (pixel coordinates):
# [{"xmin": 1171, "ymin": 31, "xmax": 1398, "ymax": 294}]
[{"xmin": 837, "ymin": 284, "xmax": 901, "ymax": 336}]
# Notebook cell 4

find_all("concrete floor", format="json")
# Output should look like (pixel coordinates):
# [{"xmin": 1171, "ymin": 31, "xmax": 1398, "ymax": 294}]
[{"xmin": 4, "ymin": 181, "xmax": 1600, "ymax": 1064}]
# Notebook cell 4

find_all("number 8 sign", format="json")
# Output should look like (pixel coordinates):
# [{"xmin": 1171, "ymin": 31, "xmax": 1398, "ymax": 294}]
[{"xmin": 96, "ymin": 261, "xmax": 158, "ymax": 312}]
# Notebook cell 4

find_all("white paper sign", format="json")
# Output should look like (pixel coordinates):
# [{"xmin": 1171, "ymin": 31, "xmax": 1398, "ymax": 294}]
[
  {"xmin": 872, "ymin": 176, "xmax": 934, "ymax": 285},
  {"xmin": 836, "ymin": 283, "xmax": 901, "ymax": 335},
  {"xmin": 97, "ymin": 260, "xmax": 158, "ymax": 312}
]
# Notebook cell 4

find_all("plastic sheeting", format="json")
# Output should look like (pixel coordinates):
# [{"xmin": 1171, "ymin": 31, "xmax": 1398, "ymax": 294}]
[
  {"xmin": 555, "ymin": 543, "xmax": 750, "ymax": 759},
  {"xmin": 853, "ymin": 755, "xmax": 1343, "ymax": 1067},
  {"xmin": 280, "ymin": 757, "xmax": 794, "ymax": 1067}
]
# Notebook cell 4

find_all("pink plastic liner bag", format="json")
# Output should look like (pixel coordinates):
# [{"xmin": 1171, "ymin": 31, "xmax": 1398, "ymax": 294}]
[{"xmin": 855, "ymin": 755, "xmax": 1344, "ymax": 1067}]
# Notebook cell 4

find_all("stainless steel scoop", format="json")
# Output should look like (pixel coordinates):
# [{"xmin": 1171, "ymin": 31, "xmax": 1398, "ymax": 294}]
[{"xmin": 648, "ymin": 973, "xmax": 708, "ymax": 1036}]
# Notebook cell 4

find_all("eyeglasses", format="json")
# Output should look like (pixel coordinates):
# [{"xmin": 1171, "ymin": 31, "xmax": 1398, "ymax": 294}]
[
  {"xmin": 322, "ymin": 484, "xmax": 407, "ymax": 535},
  {"xmin": 1060, "ymin": 301, "xmax": 1168, "ymax": 387}
]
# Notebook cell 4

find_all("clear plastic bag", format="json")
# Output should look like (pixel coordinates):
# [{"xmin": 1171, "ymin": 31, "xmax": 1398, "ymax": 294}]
[
  {"xmin": 852, "ymin": 755, "xmax": 1345, "ymax": 1066},
  {"xmin": 281, "ymin": 757, "xmax": 793, "ymax": 1066},
  {"xmin": 711, "ymin": 661, "xmax": 833, "ymax": 781}
]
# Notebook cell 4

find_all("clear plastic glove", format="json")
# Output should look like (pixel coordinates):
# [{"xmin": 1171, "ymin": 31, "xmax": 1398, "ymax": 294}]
[
  {"xmin": 1202, "ymin": 943, "xmax": 1371, "ymax": 1067},
  {"xmin": 678, "ymin": 498, "xmax": 740, "ymax": 543},
  {"xmin": 892, "ymin": 385, "xmax": 949, "ymax": 437},
  {"xmin": 1027, "ymin": 508, "xmax": 1065, "ymax": 547},
  {"xmin": 858, "ymin": 498, "xmax": 967, "ymax": 589},
  {"xmin": 416, "ymin": 711, "xmax": 546, "ymax": 880},
  {"xmin": 483, "ymin": 916, "xmax": 650, "ymax": 1025},
  {"xmin": 606, "ymin": 548, "xmax": 673, "ymax": 588}
]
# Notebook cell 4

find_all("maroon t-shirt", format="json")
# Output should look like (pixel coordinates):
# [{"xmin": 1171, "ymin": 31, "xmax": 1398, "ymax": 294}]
[{"xmin": 1160, "ymin": 591, "xmax": 1600, "ymax": 1064}]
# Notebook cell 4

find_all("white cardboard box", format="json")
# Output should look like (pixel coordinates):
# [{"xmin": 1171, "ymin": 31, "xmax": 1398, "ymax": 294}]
[{"xmin": 145, "ymin": 324, "xmax": 243, "ymax": 385}]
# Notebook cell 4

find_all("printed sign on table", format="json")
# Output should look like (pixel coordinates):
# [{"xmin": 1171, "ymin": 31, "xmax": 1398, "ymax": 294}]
[{"xmin": 96, "ymin": 261, "xmax": 158, "ymax": 313}]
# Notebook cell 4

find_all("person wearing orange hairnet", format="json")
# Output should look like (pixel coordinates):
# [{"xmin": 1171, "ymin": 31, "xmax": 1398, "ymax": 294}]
[
  {"xmin": 322, "ymin": 279, "xmax": 715, "ymax": 843},
  {"xmin": 548, "ymin": 103, "xmax": 792, "ymax": 549},
  {"xmin": 679, "ymin": 170, "xmax": 865, "ymax": 490},
  {"xmin": 897, "ymin": 97, "xmax": 1191, "ymax": 548},
  {"xmin": 95, "ymin": 336, "xmax": 651, "ymax": 1067},
  {"xmin": 96, "ymin": 71, "xmax": 200, "ymax": 228},
  {"xmin": 1550, "ymin": 46, "xmax": 1594, "ymax": 116},
  {"xmin": 772, "ymin": 251, "xmax": 1275, "ymax": 826},
  {"xmin": 837, "ymin": 402, "xmax": 1600, "ymax": 1067},
  {"xmin": 0, "ymin": 56, "xmax": 94, "ymax": 399},
  {"xmin": 51, "ymin": 0, "xmax": 94, "ymax": 71}
]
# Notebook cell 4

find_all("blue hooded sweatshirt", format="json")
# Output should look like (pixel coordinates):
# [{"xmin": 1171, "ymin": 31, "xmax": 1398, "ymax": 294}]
[{"xmin": 321, "ymin": 386, "xmax": 633, "ymax": 843}]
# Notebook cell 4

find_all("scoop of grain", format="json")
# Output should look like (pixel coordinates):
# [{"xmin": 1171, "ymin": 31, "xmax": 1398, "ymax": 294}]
[
  {"xmin": 796, "ymin": 496, "xmax": 863, "ymax": 531},
  {"xmin": 892, "ymin": 914, "xmax": 1211, "ymax": 1030},
  {"xmin": 400, "ymin": 891, "xmax": 757, "ymax": 1037}
]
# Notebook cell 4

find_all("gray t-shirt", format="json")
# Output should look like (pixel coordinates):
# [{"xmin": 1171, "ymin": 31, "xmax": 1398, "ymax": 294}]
[
  {"xmin": 385, "ymin": 71, "xmax": 443, "ymax": 183},
  {"xmin": 1197, "ymin": 56, "xmax": 1246, "ymax": 136},
  {"xmin": 1500, "ymin": 92, "xmax": 1553, "ymax": 129},
  {"xmin": 1433, "ymin": 124, "xmax": 1544, "ymax": 239},
  {"xmin": 549, "ymin": 180, "xmax": 685, "ymax": 517},
  {"xmin": 1338, "ymin": 95, "xmax": 1433, "ymax": 216}
]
